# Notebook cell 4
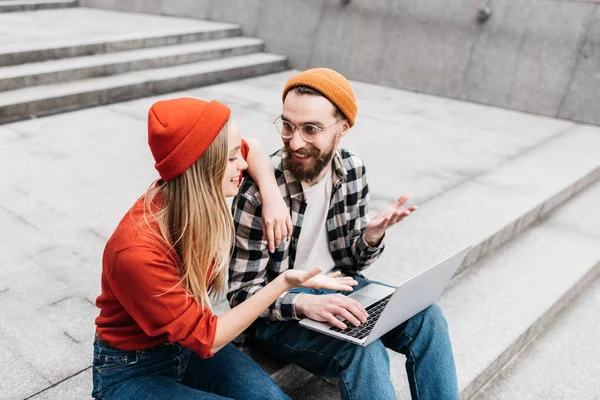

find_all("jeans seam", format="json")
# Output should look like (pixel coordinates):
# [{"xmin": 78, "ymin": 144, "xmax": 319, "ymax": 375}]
[
  {"xmin": 407, "ymin": 346, "xmax": 420, "ymax": 400},
  {"xmin": 401, "ymin": 329, "xmax": 416, "ymax": 343},
  {"xmin": 339, "ymin": 369, "xmax": 353, "ymax": 400}
]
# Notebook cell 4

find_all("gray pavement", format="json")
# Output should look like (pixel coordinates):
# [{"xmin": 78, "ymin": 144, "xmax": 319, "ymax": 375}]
[{"xmin": 2, "ymin": 71, "xmax": 600, "ymax": 399}]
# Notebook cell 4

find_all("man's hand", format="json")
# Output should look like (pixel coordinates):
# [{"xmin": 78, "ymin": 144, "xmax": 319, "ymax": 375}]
[
  {"xmin": 364, "ymin": 194, "xmax": 417, "ymax": 247},
  {"xmin": 295, "ymin": 292, "xmax": 369, "ymax": 330},
  {"xmin": 261, "ymin": 191, "xmax": 293, "ymax": 253}
]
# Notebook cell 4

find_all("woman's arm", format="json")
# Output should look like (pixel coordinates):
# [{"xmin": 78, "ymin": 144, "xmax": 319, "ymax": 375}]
[
  {"xmin": 243, "ymin": 138, "xmax": 293, "ymax": 253},
  {"xmin": 212, "ymin": 269, "xmax": 357, "ymax": 353}
]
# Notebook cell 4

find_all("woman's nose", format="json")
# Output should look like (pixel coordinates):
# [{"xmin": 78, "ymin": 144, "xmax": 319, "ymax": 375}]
[{"xmin": 239, "ymin": 157, "xmax": 248, "ymax": 171}]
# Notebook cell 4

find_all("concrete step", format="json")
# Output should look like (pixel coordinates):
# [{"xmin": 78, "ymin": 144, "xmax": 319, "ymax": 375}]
[
  {"xmin": 0, "ymin": 22, "xmax": 241, "ymax": 67},
  {"xmin": 0, "ymin": 0, "xmax": 76, "ymax": 13},
  {"xmin": 363, "ymin": 124, "xmax": 600, "ymax": 285},
  {"xmin": 391, "ymin": 179, "xmax": 600, "ymax": 399},
  {"xmin": 471, "ymin": 275, "xmax": 600, "ymax": 400},
  {"xmin": 0, "ymin": 52, "xmax": 287, "ymax": 121},
  {"xmin": 293, "ymin": 179, "xmax": 600, "ymax": 399},
  {"xmin": 0, "ymin": 37, "xmax": 264, "ymax": 91}
]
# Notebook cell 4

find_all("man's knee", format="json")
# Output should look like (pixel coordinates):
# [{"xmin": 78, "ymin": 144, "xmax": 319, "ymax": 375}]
[{"xmin": 416, "ymin": 303, "xmax": 449, "ymax": 334}]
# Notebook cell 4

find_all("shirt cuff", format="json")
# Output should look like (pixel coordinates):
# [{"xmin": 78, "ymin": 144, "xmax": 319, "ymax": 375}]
[
  {"xmin": 278, "ymin": 291, "xmax": 303, "ymax": 320},
  {"xmin": 359, "ymin": 232, "xmax": 385, "ymax": 253}
]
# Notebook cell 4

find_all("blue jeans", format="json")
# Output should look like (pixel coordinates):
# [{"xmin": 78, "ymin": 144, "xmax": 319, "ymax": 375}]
[
  {"xmin": 92, "ymin": 337, "xmax": 289, "ymax": 399},
  {"xmin": 249, "ymin": 276, "xmax": 459, "ymax": 400}
]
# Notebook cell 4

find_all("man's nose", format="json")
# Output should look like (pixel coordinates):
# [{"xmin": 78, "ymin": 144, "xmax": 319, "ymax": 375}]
[{"xmin": 288, "ymin": 130, "xmax": 306, "ymax": 151}]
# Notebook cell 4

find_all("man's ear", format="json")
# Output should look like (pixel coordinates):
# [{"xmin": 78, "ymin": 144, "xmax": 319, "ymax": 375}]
[{"xmin": 338, "ymin": 120, "xmax": 350, "ymax": 138}]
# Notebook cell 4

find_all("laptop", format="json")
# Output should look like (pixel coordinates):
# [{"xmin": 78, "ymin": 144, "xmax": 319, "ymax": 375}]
[{"xmin": 299, "ymin": 246, "xmax": 471, "ymax": 346}]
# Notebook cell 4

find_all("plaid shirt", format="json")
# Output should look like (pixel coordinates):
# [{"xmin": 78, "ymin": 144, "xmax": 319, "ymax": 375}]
[{"xmin": 227, "ymin": 148, "xmax": 385, "ymax": 321}]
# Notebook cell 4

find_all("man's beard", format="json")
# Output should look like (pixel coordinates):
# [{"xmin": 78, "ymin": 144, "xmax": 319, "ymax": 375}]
[{"xmin": 284, "ymin": 141, "xmax": 335, "ymax": 182}]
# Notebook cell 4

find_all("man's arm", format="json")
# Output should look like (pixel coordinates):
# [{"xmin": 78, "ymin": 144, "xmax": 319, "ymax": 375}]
[{"xmin": 227, "ymin": 184, "xmax": 303, "ymax": 321}]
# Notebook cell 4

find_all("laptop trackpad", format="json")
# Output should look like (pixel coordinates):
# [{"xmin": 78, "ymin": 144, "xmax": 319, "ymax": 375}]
[
  {"xmin": 349, "ymin": 294, "xmax": 379, "ymax": 307},
  {"xmin": 349, "ymin": 284, "xmax": 395, "ymax": 307}
]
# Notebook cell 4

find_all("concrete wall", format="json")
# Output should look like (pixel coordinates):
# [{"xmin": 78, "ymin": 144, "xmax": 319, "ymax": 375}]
[{"xmin": 80, "ymin": 0, "xmax": 600, "ymax": 126}]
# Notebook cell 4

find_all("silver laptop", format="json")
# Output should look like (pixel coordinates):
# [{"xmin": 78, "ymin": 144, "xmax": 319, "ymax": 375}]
[{"xmin": 299, "ymin": 246, "xmax": 471, "ymax": 346}]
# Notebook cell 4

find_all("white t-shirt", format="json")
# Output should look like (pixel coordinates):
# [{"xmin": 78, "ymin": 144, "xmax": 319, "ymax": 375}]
[{"xmin": 294, "ymin": 169, "xmax": 336, "ymax": 274}]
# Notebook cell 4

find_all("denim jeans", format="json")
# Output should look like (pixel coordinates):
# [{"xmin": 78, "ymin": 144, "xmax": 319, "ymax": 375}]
[
  {"xmin": 249, "ymin": 276, "xmax": 459, "ymax": 400},
  {"xmin": 92, "ymin": 337, "xmax": 289, "ymax": 399}
]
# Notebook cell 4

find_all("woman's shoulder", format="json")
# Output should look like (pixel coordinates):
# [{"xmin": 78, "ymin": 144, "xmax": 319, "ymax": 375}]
[{"xmin": 103, "ymin": 197, "xmax": 176, "ymax": 271}]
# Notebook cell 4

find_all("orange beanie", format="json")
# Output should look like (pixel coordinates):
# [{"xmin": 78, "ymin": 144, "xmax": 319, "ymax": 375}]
[
  {"xmin": 148, "ymin": 98, "xmax": 230, "ymax": 181},
  {"xmin": 282, "ymin": 68, "xmax": 357, "ymax": 127}
]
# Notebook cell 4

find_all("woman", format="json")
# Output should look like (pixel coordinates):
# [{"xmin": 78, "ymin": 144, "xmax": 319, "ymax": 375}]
[{"xmin": 93, "ymin": 98, "xmax": 356, "ymax": 399}]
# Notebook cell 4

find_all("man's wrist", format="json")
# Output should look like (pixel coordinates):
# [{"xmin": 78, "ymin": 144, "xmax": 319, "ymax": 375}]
[{"xmin": 364, "ymin": 232, "xmax": 383, "ymax": 248}]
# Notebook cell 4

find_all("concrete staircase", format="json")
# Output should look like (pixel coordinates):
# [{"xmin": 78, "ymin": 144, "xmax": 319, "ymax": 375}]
[
  {"xmin": 2, "ymin": 5, "xmax": 599, "ymax": 400},
  {"xmin": 0, "ymin": 7, "xmax": 287, "ymax": 124}
]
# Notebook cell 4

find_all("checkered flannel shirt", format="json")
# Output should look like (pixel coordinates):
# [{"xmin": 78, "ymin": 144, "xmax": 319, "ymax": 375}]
[{"xmin": 227, "ymin": 147, "xmax": 385, "ymax": 321}]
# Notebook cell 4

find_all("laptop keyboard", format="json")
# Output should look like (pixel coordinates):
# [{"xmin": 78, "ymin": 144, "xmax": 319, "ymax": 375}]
[{"xmin": 329, "ymin": 294, "xmax": 393, "ymax": 340}]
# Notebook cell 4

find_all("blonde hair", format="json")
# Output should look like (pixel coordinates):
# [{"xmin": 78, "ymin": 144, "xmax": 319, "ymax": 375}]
[{"xmin": 143, "ymin": 122, "xmax": 232, "ymax": 310}]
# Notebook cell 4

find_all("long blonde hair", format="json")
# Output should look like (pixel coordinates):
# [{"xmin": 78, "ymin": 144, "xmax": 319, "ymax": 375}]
[{"xmin": 143, "ymin": 123, "xmax": 233, "ymax": 310}]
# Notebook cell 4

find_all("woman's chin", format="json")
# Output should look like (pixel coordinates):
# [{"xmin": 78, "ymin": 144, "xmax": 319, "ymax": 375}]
[{"xmin": 224, "ymin": 186, "xmax": 240, "ymax": 198}]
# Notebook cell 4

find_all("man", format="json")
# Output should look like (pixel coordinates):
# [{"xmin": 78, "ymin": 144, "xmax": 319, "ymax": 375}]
[{"xmin": 228, "ymin": 68, "xmax": 459, "ymax": 399}]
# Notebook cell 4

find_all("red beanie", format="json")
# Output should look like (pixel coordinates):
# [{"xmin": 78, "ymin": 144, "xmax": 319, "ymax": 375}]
[{"xmin": 148, "ymin": 98, "xmax": 231, "ymax": 181}]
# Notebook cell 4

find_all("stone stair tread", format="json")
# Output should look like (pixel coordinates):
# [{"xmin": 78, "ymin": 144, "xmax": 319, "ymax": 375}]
[
  {"xmin": 364, "ymin": 125, "xmax": 600, "ymax": 286},
  {"xmin": 0, "ymin": 37, "xmax": 264, "ymax": 82},
  {"xmin": 1, "ymin": 0, "xmax": 76, "ymax": 5},
  {"xmin": 0, "ymin": 0, "xmax": 76, "ymax": 12},
  {"xmin": 387, "ymin": 179, "xmax": 600, "ymax": 398},
  {"xmin": 0, "ymin": 24, "xmax": 239, "ymax": 56},
  {"xmin": 0, "ymin": 8, "xmax": 241, "ymax": 59},
  {"xmin": 0, "ymin": 52, "xmax": 287, "ymax": 107},
  {"xmin": 472, "ymin": 273, "xmax": 600, "ymax": 400}
]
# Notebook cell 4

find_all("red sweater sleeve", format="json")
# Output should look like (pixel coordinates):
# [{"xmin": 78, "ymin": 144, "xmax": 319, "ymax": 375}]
[
  {"xmin": 240, "ymin": 139, "xmax": 249, "ymax": 180},
  {"xmin": 241, "ymin": 138, "xmax": 249, "ymax": 159},
  {"xmin": 108, "ymin": 245, "xmax": 217, "ymax": 358}
]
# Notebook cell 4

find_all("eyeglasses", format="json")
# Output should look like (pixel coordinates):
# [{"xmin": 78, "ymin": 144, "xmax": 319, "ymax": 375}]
[{"xmin": 273, "ymin": 116, "xmax": 341, "ymax": 143}]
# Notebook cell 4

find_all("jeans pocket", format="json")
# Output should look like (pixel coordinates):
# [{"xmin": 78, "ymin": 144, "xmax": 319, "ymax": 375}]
[{"xmin": 94, "ymin": 351, "xmax": 139, "ymax": 373}]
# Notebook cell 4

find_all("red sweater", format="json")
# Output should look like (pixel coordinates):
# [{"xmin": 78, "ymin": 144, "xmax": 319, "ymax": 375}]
[{"xmin": 95, "ymin": 141, "xmax": 248, "ymax": 358}]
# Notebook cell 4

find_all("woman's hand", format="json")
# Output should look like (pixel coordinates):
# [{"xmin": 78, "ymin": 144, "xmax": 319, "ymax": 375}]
[
  {"xmin": 281, "ymin": 268, "xmax": 358, "ymax": 292},
  {"xmin": 261, "ymin": 192, "xmax": 293, "ymax": 253}
]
